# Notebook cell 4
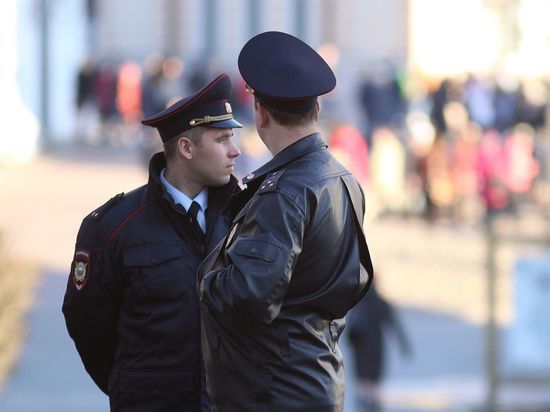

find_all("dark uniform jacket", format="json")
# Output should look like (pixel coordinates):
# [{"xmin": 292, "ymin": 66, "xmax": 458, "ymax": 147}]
[
  {"xmin": 62, "ymin": 152, "xmax": 238, "ymax": 412},
  {"xmin": 198, "ymin": 133, "xmax": 373, "ymax": 411}
]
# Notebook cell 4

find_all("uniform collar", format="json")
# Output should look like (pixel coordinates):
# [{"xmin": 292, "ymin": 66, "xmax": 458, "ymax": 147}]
[
  {"xmin": 242, "ymin": 133, "xmax": 327, "ymax": 185},
  {"xmin": 160, "ymin": 169, "xmax": 208, "ymax": 213},
  {"xmin": 148, "ymin": 151, "xmax": 239, "ymax": 213}
]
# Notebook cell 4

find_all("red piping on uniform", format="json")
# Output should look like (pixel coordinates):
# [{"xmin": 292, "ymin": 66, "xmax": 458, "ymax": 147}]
[
  {"xmin": 142, "ymin": 74, "xmax": 228, "ymax": 123},
  {"xmin": 106, "ymin": 201, "xmax": 154, "ymax": 244}
]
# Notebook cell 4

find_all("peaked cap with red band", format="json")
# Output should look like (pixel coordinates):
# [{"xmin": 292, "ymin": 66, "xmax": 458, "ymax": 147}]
[{"xmin": 141, "ymin": 73, "xmax": 243, "ymax": 142}]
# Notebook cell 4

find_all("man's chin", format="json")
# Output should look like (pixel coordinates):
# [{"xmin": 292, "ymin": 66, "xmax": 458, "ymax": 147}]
[{"xmin": 209, "ymin": 176, "xmax": 231, "ymax": 187}]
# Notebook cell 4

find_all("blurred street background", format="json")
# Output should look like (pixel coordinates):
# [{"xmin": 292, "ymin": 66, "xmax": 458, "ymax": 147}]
[{"xmin": 1, "ymin": 0, "xmax": 550, "ymax": 411}]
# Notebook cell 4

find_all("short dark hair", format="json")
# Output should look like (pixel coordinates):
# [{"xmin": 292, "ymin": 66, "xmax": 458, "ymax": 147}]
[
  {"xmin": 163, "ymin": 126, "xmax": 205, "ymax": 160},
  {"xmin": 259, "ymin": 98, "xmax": 319, "ymax": 127}
]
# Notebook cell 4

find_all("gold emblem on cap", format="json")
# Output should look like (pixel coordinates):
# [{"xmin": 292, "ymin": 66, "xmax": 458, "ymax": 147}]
[
  {"xmin": 225, "ymin": 102, "xmax": 232, "ymax": 114},
  {"xmin": 189, "ymin": 113, "xmax": 234, "ymax": 127}
]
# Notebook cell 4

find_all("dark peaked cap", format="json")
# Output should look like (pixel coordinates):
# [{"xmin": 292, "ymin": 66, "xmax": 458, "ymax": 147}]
[
  {"xmin": 141, "ymin": 73, "xmax": 242, "ymax": 142},
  {"xmin": 238, "ymin": 31, "xmax": 336, "ymax": 113}
]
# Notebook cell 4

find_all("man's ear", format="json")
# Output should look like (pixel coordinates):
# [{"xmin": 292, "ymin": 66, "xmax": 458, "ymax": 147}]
[{"xmin": 177, "ymin": 136, "xmax": 194, "ymax": 160}]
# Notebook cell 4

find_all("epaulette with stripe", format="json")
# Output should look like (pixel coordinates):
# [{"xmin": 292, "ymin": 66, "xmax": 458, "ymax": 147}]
[
  {"xmin": 90, "ymin": 192, "xmax": 125, "ymax": 222},
  {"xmin": 257, "ymin": 169, "xmax": 285, "ymax": 195}
]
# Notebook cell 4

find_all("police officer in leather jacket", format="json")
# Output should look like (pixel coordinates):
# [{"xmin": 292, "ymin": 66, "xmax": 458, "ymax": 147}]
[
  {"xmin": 198, "ymin": 32, "xmax": 374, "ymax": 411},
  {"xmin": 62, "ymin": 74, "xmax": 242, "ymax": 411}
]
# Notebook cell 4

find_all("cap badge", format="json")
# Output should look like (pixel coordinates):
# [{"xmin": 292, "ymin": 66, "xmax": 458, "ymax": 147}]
[
  {"xmin": 225, "ymin": 102, "xmax": 233, "ymax": 114},
  {"xmin": 189, "ymin": 113, "xmax": 235, "ymax": 127}
]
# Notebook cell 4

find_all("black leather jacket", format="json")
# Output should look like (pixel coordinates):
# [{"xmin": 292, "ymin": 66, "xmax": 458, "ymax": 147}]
[
  {"xmin": 62, "ymin": 152, "xmax": 238, "ymax": 411},
  {"xmin": 199, "ymin": 133, "xmax": 373, "ymax": 411}
]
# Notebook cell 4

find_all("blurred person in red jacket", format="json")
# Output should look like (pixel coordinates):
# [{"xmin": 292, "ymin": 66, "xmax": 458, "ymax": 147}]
[
  {"xmin": 501, "ymin": 124, "xmax": 540, "ymax": 196},
  {"xmin": 477, "ymin": 130, "xmax": 510, "ymax": 215},
  {"xmin": 328, "ymin": 123, "xmax": 370, "ymax": 186},
  {"xmin": 115, "ymin": 60, "xmax": 142, "ymax": 146}
]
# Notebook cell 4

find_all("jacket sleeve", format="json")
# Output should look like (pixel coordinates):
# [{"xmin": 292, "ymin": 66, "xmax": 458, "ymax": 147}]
[
  {"xmin": 199, "ymin": 191, "xmax": 305, "ymax": 325},
  {"xmin": 62, "ymin": 217, "xmax": 121, "ymax": 394}
]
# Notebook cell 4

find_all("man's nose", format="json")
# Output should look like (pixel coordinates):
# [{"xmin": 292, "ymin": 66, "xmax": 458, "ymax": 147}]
[{"xmin": 229, "ymin": 142, "xmax": 241, "ymax": 158}]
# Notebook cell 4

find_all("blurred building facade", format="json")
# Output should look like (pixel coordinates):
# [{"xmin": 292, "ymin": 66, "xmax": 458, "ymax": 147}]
[
  {"xmin": 4, "ymin": 0, "xmax": 550, "ymax": 154},
  {"xmin": 86, "ymin": 0, "xmax": 550, "ymax": 81},
  {"xmin": 88, "ymin": 0, "xmax": 409, "ymax": 64}
]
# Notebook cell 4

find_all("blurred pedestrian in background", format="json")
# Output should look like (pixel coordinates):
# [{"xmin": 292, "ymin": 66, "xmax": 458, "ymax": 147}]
[
  {"xmin": 347, "ymin": 277, "xmax": 412, "ymax": 412},
  {"xmin": 114, "ymin": 60, "xmax": 142, "ymax": 147},
  {"xmin": 464, "ymin": 74, "xmax": 495, "ymax": 132},
  {"xmin": 358, "ymin": 61, "xmax": 406, "ymax": 147},
  {"xmin": 328, "ymin": 123, "xmax": 370, "ymax": 187},
  {"xmin": 75, "ymin": 57, "xmax": 99, "ymax": 142},
  {"xmin": 62, "ymin": 74, "xmax": 242, "ymax": 411},
  {"xmin": 369, "ymin": 127, "xmax": 407, "ymax": 217},
  {"xmin": 138, "ymin": 53, "xmax": 167, "ymax": 164},
  {"xmin": 95, "ymin": 59, "xmax": 119, "ymax": 144},
  {"xmin": 70, "ymin": 44, "xmax": 548, "ymax": 226}
]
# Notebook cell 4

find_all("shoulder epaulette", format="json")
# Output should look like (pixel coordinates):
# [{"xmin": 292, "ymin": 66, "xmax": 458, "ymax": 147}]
[
  {"xmin": 90, "ymin": 192, "xmax": 125, "ymax": 222},
  {"xmin": 257, "ymin": 169, "xmax": 285, "ymax": 195}
]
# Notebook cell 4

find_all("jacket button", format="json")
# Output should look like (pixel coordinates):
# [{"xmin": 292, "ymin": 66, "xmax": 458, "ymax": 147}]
[
  {"xmin": 251, "ymin": 248, "xmax": 258, "ymax": 254},
  {"xmin": 151, "ymin": 258, "xmax": 157, "ymax": 264}
]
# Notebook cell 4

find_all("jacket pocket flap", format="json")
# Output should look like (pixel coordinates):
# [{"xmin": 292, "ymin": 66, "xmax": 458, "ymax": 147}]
[
  {"xmin": 118, "ymin": 369, "xmax": 197, "ymax": 395},
  {"xmin": 232, "ymin": 239, "xmax": 280, "ymax": 263},
  {"xmin": 123, "ymin": 242, "xmax": 184, "ymax": 267}
]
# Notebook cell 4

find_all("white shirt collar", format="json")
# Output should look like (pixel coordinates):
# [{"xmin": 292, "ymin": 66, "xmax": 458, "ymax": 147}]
[{"xmin": 160, "ymin": 168, "xmax": 208, "ymax": 213}]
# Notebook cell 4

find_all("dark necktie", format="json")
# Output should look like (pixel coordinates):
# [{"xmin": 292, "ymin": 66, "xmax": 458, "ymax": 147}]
[{"xmin": 187, "ymin": 201, "xmax": 205, "ymax": 243}]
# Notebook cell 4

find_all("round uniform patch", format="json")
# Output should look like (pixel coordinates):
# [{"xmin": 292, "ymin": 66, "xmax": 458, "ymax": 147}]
[{"xmin": 72, "ymin": 250, "xmax": 90, "ymax": 291}]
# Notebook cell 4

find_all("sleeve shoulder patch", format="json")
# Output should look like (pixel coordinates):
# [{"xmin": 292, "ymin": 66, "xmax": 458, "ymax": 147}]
[
  {"xmin": 90, "ymin": 192, "xmax": 125, "ymax": 222},
  {"xmin": 257, "ymin": 169, "xmax": 285, "ymax": 195},
  {"xmin": 71, "ymin": 249, "xmax": 91, "ymax": 291}
]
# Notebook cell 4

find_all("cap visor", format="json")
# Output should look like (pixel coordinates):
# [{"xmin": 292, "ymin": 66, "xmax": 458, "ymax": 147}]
[{"xmin": 209, "ymin": 118, "xmax": 243, "ymax": 129}]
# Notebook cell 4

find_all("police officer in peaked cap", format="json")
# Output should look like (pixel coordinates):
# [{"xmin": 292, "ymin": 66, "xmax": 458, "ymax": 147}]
[
  {"xmin": 198, "ymin": 31, "xmax": 374, "ymax": 411},
  {"xmin": 63, "ymin": 74, "xmax": 242, "ymax": 411}
]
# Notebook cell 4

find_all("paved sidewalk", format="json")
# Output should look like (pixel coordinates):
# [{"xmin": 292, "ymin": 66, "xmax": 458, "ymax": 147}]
[
  {"xmin": 0, "ymin": 272, "xmax": 108, "ymax": 411},
  {"xmin": 343, "ymin": 307, "xmax": 485, "ymax": 412},
  {"xmin": 0, "ymin": 270, "xmax": 482, "ymax": 412},
  {"xmin": 1, "ymin": 144, "xmax": 549, "ymax": 411}
]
